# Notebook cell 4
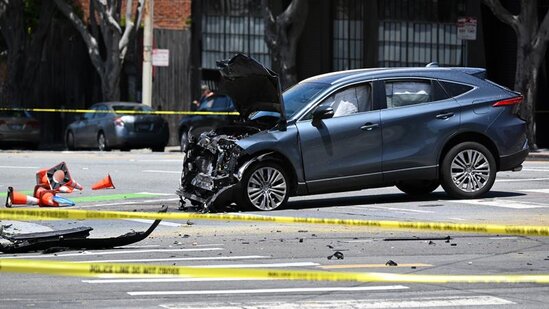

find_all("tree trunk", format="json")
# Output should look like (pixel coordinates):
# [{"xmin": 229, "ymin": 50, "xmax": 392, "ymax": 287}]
[{"xmin": 263, "ymin": 0, "xmax": 309, "ymax": 89}]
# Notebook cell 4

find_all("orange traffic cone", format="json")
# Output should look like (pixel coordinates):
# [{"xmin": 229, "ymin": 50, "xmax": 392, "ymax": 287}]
[
  {"xmin": 64, "ymin": 179, "xmax": 83, "ymax": 191},
  {"xmin": 91, "ymin": 174, "xmax": 115, "ymax": 190},
  {"xmin": 35, "ymin": 169, "xmax": 49, "ymax": 186},
  {"xmin": 5, "ymin": 187, "xmax": 39, "ymax": 207}
]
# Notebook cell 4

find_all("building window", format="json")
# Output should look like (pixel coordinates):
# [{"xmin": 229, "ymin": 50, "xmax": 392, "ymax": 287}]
[
  {"xmin": 201, "ymin": 0, "xmax": 271, "ymax": 70},
  {"xmin": 332, "ymin": 0, "xmax": 365, "ymax": 71},
  {"xmin": 377, "ymin": 0, "xmax": 466, "ymax": 67}
]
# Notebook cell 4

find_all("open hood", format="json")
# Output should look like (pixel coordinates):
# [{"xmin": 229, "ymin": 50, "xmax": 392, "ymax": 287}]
[{"xmin": 217, "ymin": 54, "xmax": 285, "ymax": 122}]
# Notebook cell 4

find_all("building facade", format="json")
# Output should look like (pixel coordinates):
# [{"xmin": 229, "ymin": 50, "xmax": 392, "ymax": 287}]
[{"xmin": 190, "ymin": 0, "xmax": 549, "ymax": 147}]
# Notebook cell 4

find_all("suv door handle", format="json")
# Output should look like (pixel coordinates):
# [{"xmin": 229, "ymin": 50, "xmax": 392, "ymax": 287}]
[
  {"xmin": 360, "ymin": 123, "xmax": 379, "ymax": 131},
  {"xmin": 436, "ymin": 112, "xmax": 455, "ymax": 119}
]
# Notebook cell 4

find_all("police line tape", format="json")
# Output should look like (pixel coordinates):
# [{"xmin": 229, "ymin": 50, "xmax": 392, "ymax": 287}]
[
  {"xmin": 0, "ymin": 107, "xmax": 239, "ymax": 116},
  {"xmin": 1, "ymin": 259, "xmax": 548, "ymax": 283},
  {"xmin": 1, "ymin": 208, "xmax": 548, "ymax": 237}
]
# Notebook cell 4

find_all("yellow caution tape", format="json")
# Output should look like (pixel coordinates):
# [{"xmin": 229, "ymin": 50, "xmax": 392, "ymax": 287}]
[
  {"xmin": 1, "ymin": 208, "xmax": 548, "ymax": 237},
  {"xmin": 0, "ymin": 107, "xmax": 239, "ymax": 116},
  {"xmin": 0, "ymin": 259, "xmax": 548, "ymax": 283}
]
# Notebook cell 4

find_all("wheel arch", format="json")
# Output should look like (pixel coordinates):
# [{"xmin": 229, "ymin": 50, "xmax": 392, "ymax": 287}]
[
  {"xmin": 238, "ymin": 150, "xmax": 299, "ymax": 196},
  {"xmin": 439, "ymin": 132, "xmax": 500, "ymax": 171}
]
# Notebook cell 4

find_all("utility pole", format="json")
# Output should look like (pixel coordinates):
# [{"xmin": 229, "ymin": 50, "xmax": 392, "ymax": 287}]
[{"xmin": 142, "ymin": 0, "xmax": 154, "ymax": 106}]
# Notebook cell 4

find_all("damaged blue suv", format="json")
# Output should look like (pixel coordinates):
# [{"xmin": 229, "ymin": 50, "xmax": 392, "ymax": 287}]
[{"xmin": 177, "ymin": 54, "xmax": 528, "ymax": 211}]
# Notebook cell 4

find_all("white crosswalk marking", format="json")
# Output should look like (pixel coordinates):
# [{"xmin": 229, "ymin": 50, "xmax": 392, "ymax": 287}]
[
  {"xmin": 158, "ymin": 296, "xmax": 514, "ymax": 308},
  {"xmin": 128, "ymin": 285, "xmax": 410, "ymax": 296},
  {"xmin": 448, "ymin": 199, "xmax": 547, "ymax": 209}
]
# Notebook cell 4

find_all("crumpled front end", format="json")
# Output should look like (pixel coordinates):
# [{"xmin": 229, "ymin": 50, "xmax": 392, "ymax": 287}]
[{"xmin": 177, "ymin": 131, "xmax": 247, "ymax": 210}]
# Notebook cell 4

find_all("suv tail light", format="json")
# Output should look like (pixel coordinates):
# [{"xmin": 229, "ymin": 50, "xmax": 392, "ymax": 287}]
[
  {"xmin": 114, "ymin": 117, "xmax": 125, "ymax": 127},
  {"xmin": 492, "ymin": 96, "xmax": 523, "ymax": 107}
]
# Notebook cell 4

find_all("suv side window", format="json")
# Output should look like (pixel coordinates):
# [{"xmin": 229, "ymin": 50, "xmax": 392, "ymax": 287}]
[
  {"xmin": 304, "ymin": 84, "xmax": 371, "ymax": 120},
  {"xmin": 95, "ymin": 105, "xmax": 109, "ymax": 118},
  {"xmin": 384, "ymin": 79, "xmax": 449, "ymax": 108},
  {"xmin": 439, "ymin": 81, "xmax": 474, "ymax": 98}
]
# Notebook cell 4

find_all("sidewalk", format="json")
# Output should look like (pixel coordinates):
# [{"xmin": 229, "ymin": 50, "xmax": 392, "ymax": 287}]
[{"xmin": 527, "ymin": 148, "xmax": 549, "ymax": 161}]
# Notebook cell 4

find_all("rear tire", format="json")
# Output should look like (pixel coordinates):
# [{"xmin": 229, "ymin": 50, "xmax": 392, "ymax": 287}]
[
  {"xmin": 97, "ymin": 132, "xmax": 110, "ymax": 151},
  {"xmin": 440, "ymin": 142, "xmax": 496, "ymax": 199},
  {"xmin": 396, "ymin": 180, "xmax": 439, "ymax": 196},
  {"xmin": 236, "ymin": 161, "xmax": 290, "ymax": 211}
]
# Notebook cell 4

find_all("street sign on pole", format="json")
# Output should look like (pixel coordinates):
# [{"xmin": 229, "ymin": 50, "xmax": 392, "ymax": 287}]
[
  {"xmin": 457, "ymin": 17, "xmax": 477, "ymax": 40},
  {"xmin": 152, "ymin": 49, "xmax": 169, "ymax": 67}
]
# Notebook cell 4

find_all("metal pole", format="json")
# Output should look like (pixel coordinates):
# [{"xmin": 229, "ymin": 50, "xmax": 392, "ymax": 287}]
[{"xmin": 142, "ymin": 0, "xmax": 154, "ymax": 106}]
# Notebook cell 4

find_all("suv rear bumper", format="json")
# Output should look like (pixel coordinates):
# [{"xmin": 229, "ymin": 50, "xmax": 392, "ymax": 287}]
[{"xmin": 500, "ymin": 147, "xmax": 529, "ymax": 171}]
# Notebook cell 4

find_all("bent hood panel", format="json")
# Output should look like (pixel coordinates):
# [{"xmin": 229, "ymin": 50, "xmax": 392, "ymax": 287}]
[{"xmin": 217, "ymin": 54, "xmax": 285, "ymax": 121}]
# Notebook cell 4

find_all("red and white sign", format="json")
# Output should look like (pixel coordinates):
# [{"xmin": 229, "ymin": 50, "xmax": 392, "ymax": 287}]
[
  {"xmin": 152, "ymin": 49, "xmax": 170, "ymax": 67},
  {"xmin": 457, "ymin": 17, "xmax": 477, "ymax": 40}
]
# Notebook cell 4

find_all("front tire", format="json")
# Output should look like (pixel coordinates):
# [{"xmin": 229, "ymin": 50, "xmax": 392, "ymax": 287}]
[
  {"xmin": 66, "ymin": 131, "xmax": 75, "ymax": 150},
  {"xmin": 180, "ymin": 130, "xmax": 189, "ymax": 152},
  {"xmin": 440, "ymin": 142, "xmax": 496, "ymax": 199},
  {"xmin": 237, "ymin": 161, "xmax": 290, "ymax": 211}
]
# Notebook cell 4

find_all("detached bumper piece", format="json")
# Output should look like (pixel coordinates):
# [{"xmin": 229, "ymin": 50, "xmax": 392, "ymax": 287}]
[{"xmin": 0, "ymin": 205, "xmax": 167, "ymax": 253}]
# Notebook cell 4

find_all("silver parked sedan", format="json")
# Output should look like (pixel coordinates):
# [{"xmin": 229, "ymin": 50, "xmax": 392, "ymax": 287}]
[{"xmin": 65, "ymin": 102, "xmax": 169, "ymax": 151}]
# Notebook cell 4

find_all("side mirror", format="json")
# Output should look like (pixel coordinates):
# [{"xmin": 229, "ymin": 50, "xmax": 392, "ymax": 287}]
[{"xmin": 312, "ymin": 105, "xmax": 334, "ymax": 126}]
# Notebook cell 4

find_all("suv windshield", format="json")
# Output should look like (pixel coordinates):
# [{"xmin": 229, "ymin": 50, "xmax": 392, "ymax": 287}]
[{"xmin": 283, "ymin": 82, "xmax": 329, "ymax": 118}]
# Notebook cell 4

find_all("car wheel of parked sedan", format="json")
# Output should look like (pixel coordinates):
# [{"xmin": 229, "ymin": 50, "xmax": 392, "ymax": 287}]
[
  {"xmin": 238, "ymin": 161, "xmax": 289, "ymax": 211},
  {"xmin": 151, "ymin": 146, "xmax": 164, "ymax": 152},
  {"xmin": 396, "ymin": 180, "xmax": 439, "ymax": 196},
  {"xmin": 66, "ymin": 131, "xmax": 75, "ymax": 150},
  {"xmin": 97, "ymin": 132, "xmax": 110, "ymax": 151},
  {"xmin": 441, "ymin": 142, "xmax": 496, "ymax": 199}
]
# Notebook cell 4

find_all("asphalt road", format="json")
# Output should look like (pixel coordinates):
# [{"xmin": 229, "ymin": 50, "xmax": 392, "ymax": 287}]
[{"xmin": 1, "ymin": 149, "xmax": 548, "ymax": 308}]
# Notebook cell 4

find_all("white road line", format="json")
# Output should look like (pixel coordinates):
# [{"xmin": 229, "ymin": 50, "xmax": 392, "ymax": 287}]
[
  {"xmin": 521, "ymin": 189, "xmax": 549, "ymax": 194},
  {"xmin": 196, "ymin": 262, "xmax": 318, "ymax": 268},
  {"xmin": 128, "ymin": 285, "xmax": 409, "ymax": 296},
  {"xmin": 142, "ymin": 170, "xmax": 181, "ymax": 174},
  {"xmin": 86, "ymin": 277, "xmax": 271, "ymax": 284},
  {"xmin": 448, "ymin": 217, "xmax": 466, "ymax": 221},
  {"xmin": 496, "ymin": 177, "xmax": 549, "ymax": 183},
  {"xmin": 74, "ymin": 255, "xmax": 270, "ymax": 264},
  {"xmin": 123, "ymin": 218, "xmax": 182, "ymax": 227},
  {"xmin": 448, "ymin": 199, "xmax": 547, "ymax": 209},
  {"xmin": 489, "ymin": 237, "xmax": 518, "ymax": 240},
  {"xmin": 78, "ymin": 198, "xmax": 180, "ymax": 208},
  {"xmin": 349, "ymin": 205, "xmax": 434, "ymax": 214},
  {"xmin": 136, "ymin": 192, "xmax": 177, "ymax": 196},
  {"xmin": 136, "ymin": 159, "xmax": 182, "ymax": 162},
  {"xmin": 0, "ymin": 165, "xmax": 39, "ymax": 169},
  {"xmin": 1, "ymin": 248, "xmax": 223, "ymax": 259},
  {"xmin": 522, "ymin": 168, "xmax": 549, "ymax": 172},
  {"xmin": 158, "ymin": 296, "xmax": 514, "ymax": 308}
]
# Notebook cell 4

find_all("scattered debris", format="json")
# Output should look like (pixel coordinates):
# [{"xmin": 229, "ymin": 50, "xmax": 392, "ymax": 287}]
[
  {"xmin": 385, "ymin": 260, "xmax": 398, "ymax": 266},
  {"xmin": 299, "ymin": 238, "xmax": 304, "ymax": 243},
  {"xmin": 384, "ymin": 236, "xmax": 452, "ymax": 241},
  {"xmin": 186, "ymin": 220, "xmax": 195, "ymax": 226},
  {"xmin": 327, "ymin": 251, "xmax": 344, "ymax": 260},
  {"xmin": 298, "ymin": 230, "xmax": 308, "ymax": 233},
  {"xmin": 0, "ymin": 205, "xmax": 167, "ymax": 253},
  {"xmin": 428, "ymin": 240, "xmax": 436, "ymax": 245},
  {"xmin": 451, "ymin": 243, "xmax": 457, "ymax": 246}
]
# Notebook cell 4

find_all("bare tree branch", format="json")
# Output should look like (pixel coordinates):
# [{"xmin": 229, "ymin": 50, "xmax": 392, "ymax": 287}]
[
  {"xmin": 53, "ymin": 0, "xmax": 103, "ymax": 74},
  {"xmin": 119, "ymin": 0, "xmax": 144, "ymax": 59},
  {"xmin": 96, "ymin": 0, "xmax": 122, "ymax": 34},
  {"xmin": 261, "ymin": 0, "xmax": 276, "ymax": 47},
  {"xmin": 535, "ymin": 5, "xmax": 549, "ymax": 44},
  {"xmin": 482, "ymin": 0, "xmax": 520, "ymax": 33}
]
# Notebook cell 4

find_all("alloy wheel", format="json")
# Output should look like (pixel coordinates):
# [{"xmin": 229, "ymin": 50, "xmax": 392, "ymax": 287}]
[
  {"xmin": 246, "ymin": 166, "xmax": 287, "ymax": 210},
  {"xmin": 450, "ymin": 149, "xmax": 490, "ymax": 193}
]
